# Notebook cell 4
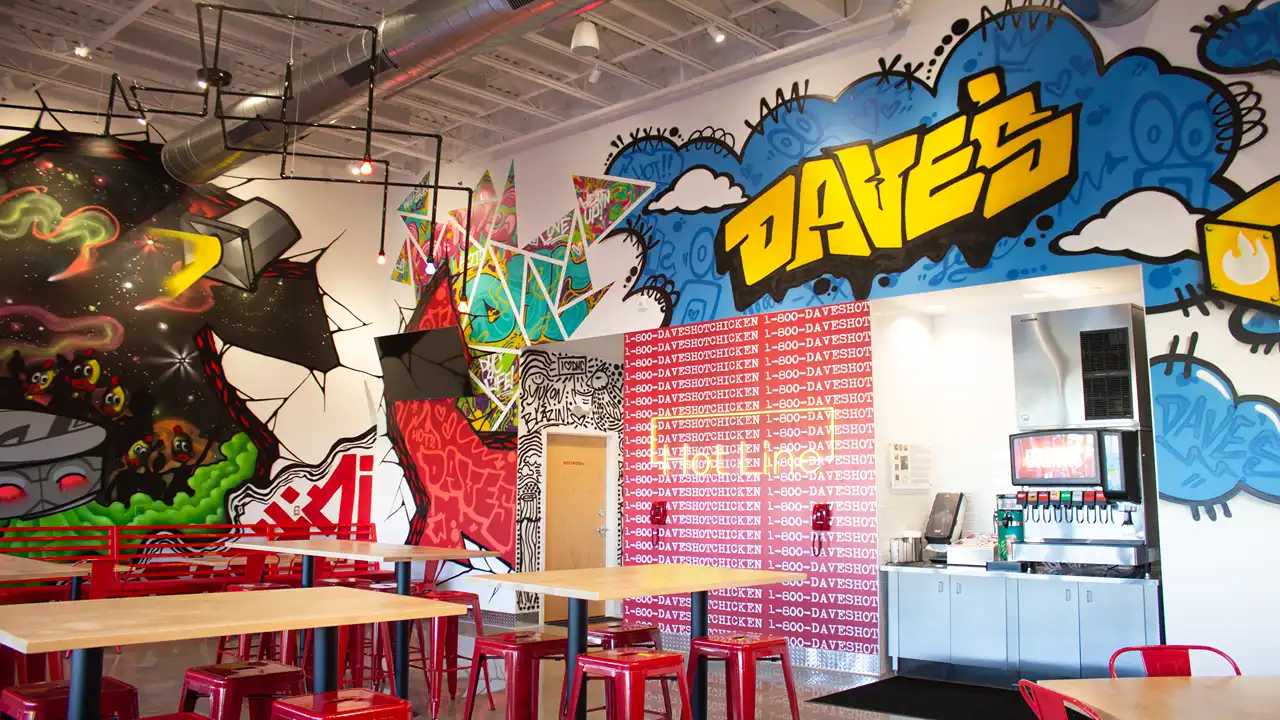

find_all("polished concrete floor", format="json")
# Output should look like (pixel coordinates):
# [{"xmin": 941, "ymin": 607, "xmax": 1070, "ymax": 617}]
[{"xmin": 102, "ymin": 633, "xmax": 899, "ymax": 719}]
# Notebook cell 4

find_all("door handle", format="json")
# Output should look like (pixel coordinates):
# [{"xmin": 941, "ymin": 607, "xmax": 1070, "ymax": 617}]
[
  {"xmin": 937, "ymin": 581, "xmax": 944, "ymax": 593},
  {"xmin": 955, "ymin": 583, "xmax": 962, "ymax": 595},
  {"xmin": 1066, "ymin": 588, "xmax": 1072, "ymax": 602},
  {"xmin": 1086, "ymin": 590, "xmax": 1092, "ymax": 603}
]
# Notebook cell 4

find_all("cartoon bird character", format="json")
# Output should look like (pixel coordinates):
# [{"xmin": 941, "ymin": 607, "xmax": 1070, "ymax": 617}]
[
  {"xmin": 67, "ymin": 350, "xmax": 103, "ymax": 398},
  {"xmin": 124, "ymin": 435, "xmax": 165, "ymax": 472},
  {"xmin": 22, "ymin": 360, "xmax": 58, "ymax": 404},
  {"xmin": 92, "ymin": 378, "xmax": 130, "ymax": 419},
  {"xmin": 169, "ymin": 425, "xmax": 195, "ymax": 463}
]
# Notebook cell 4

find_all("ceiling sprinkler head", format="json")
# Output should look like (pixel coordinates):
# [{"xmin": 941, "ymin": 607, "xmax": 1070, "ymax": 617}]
[{"xmin": 571, "ymin": 19, "xmax": 600, "ymax": 57}]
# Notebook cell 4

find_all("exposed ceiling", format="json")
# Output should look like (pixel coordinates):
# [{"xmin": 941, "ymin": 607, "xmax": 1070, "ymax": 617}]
[{"xmin": 0, "ymin": 0, "xmax": 898, "ymax": 174}]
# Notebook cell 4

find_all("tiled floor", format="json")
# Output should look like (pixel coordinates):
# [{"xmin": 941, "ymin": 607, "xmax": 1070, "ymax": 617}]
[{"xmin": 101, "ymin": 633, "xmax": 898, "ymax": 719}]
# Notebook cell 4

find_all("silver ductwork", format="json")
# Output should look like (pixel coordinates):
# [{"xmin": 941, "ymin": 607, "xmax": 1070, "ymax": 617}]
[
  {"xmin": 163, "ymin": 0, "xmax": 605, "ymax": 185},
  {"xmin": 1059, "ymin": 0, "xmax": 1158, "ymax": 27}
]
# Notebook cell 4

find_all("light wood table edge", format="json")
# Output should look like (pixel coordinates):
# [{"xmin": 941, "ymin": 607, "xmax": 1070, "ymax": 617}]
[
  {"xmin": 472, "ymin": 568, "xmax": 808, "ymax": 601},
  {"xmin": 231, "ymin": 540, "xmax": 500, "ymax": 563},
  {"xmin": 0, "ymin": 588, "xmax": 466, "ymax": 654}
]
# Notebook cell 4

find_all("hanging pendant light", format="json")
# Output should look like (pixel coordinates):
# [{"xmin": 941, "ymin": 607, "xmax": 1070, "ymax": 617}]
[{"xmin": 571, "ymin": 19, "xmax": 600, "ymax": 57}]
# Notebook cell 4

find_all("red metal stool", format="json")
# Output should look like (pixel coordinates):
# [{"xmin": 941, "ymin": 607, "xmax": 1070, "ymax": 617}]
[
  {"xmin": 364, "ymin": 585, "xmax": 430, "ymax": 695},
  {"xmin": 1, "ymin": 647, "xmax": 64, "ymax": 689},
  {"xmin": 319, "ymin": 578, "xmax": 374, "ymax": 588},
  {"xmin": 1018, "ymin": 679, "xmax": 1102, "ymax": 720},
  {"xmin": 269, "ymin": 689, "xmax": 410, "ymax": 720},
  {"xmin": 179, "ymin": 661, "xmax": 306, "ymax": 720},
  {"xmin": 460, "ymin": 632, "xmax": 561, "ymax": 720},
  {"xmin": 1108, "ymin": 644, "xmax": 1241, "ymax": 677},
  {"xmin": 687, "ymin": 634, "xmax": 800, "ymax": 720},
  {"xmin": 566, "ymin": 649, "xmax": 690, "ymax": 720},
  {"xmin": 0, "ymin": 677, "xmax": 139, "ymax": 720},
  {"xmin": 216, "ymin": 584, "xmax": 292, "ymax": 663},
  {"xmin": 421, "ymin": 591, "xmax": 491, "ymax": 720},
  {"xmin": 585, "ymin": 623, "xmax": 670, "ymax": 718}
]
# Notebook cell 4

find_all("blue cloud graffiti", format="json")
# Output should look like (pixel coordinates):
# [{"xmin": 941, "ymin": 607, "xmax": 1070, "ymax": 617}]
[
  {"xmin": 606, "ymin": 8, "xmax": 1243, "ymax": 326},
  {"xmin": 1150, "ymin": 334, "xmax": 1280, "ymax": 520},
  {"xmin": 1194, "ymin": 0, "xmax": 1280, "ymax": 75}
]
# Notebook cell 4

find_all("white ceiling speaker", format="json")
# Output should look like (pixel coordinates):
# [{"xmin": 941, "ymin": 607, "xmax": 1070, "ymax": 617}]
[{"xmin": 571, "ymin": 19, "xmax": 600, "ymax": 57}]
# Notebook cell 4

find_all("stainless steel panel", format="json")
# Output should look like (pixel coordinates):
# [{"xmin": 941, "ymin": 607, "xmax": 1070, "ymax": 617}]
[
  {"xmin": 1079, "ymin": 582, "xmax": 1148, "ymax": 677},
  {"xmin": 1011, "ymin": 304, "xmax": 1148, "ymax": 430},
  {"xmin": 949, "ymin": 574, "xmax": 1009, "ymax": 669},
  {"xmin": 1008, "ymin": 540, "xmax": 1155, "ymax": 565}
]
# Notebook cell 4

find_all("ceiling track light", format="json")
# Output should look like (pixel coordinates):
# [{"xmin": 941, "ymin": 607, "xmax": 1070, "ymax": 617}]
[
  {"xmin": 587, "ymin": 67, "xmax": 602, "ymax": 84},
  {"xmin": 73, "ymin": 44, "xmax": 91, "ymax": 58},
  {"xmin": 708, "ymin": 25, "xmax": 726, "ymax": 43},
  {"xmin": 571, "ymin": 19, "xmax": 600, "ymax": 57},
  {"xmin": 195, "ymin": 67, "xmax": 232, "ymax": 90}
]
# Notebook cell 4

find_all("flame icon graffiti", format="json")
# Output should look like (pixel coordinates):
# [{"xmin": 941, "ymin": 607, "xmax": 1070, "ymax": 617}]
[{"xmin": 1221, "ymin": 231, "xmax": 1273, "ymax": 287}]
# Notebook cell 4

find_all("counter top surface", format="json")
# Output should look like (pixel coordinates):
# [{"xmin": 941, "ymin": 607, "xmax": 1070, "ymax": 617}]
[{"xmin": 880, "ymin": 563, "xmax": 1159, "ymax": 585}]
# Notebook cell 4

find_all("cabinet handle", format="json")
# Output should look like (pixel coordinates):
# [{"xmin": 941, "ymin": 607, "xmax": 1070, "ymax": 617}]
[
  {"xmin": 938, "ymin": 581, "xmax": 944, "ymax": 593},
  {"xmin": 956, "ymin": 582, "xmax": 962, "ymax": 595},
  {"xmin": 1066, "ymin": 588, "xmax": 1072, "ymax": 602},
  {"xmin": 1086, "ymin": 590, "xmax": 1092, "ymax": 603}
]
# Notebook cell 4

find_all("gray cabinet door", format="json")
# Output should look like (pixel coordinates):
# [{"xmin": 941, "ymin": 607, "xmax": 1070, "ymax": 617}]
[
  {"xmin": 1079, "ymin": 582, "xmax": 1148, "ymax": 678},
  {"xmin": 897, "ymin": 572, "xmax": 951, "ymax": 662},
  {"xmin": 950, "ymin": 575, "xmax": 1008, "ymax": 669},
  {"xmin": 1017, "ymin": 580, "xmax": 1081, "ymax": 678}
]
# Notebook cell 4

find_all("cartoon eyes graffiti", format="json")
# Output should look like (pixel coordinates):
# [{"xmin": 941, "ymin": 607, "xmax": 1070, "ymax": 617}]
[
  {"xmin": 56, "ymin": 473, "xmax": 89, "ymax": 491},
  {"xmin": 69, "ymin": 354, "xmax": 102, "ymax": 390},
  {"xmin": 171, "ymin": 427, "xmax": 193, "ymax": 462},
  {"xmin": 28, "ymin": 370, "xmax": 52, "ymax": 389},
  {"xmin": 0, "ymin": 483, "xmax": 27, "ymax": 504}
]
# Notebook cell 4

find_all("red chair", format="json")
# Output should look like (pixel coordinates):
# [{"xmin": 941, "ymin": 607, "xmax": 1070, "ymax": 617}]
[
  {"xmin": 179, "ymin": 661, "xmax": 305, "ymax": 720},
  {"xmin": 421, "ymin": 590, "xmax": 491, "ymax": 719},
  {"xmin": 1018, "ymin": 680, "xmax": 1102, "ymax": 720},
  {"xmin": 1109, "ymin": 644, "xmax": 1241, "ymax": 678},
  {"xmin": 460, "ymin": 632, "xmax": 560, "ymax": 720},
  {"xmin": 586, "ymin": 623, "xmax": 670, "ymax": 718},
  {"xmin": 1, "ymin": 647, "xmax": 64, "ymax": 689},
  {"xmin": 216, "ymin": 584, "xmax": 293, "ymax": 663},
  {"xmin": 566, "ymin": 649, "xmax": 691, "ymax": 720},
  {"xmin": 269, "ymin": 689, "xmax": 410, "ymax": 720},
  {"xmin": 0, "ymin": 677, "xmax": 139, "ymax": 720},
  {"xmin": 687, "ymin": 633, "xmax": 800, "ymax": 720}
]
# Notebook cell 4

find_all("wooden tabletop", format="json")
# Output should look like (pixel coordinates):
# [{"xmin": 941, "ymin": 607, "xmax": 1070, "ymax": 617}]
[
  {"xmin": 1041, "ymin": 676, "xmax": 1280, "ymax": 720},
  {"xmin": 0, "ymin": 586, "xmax": 465, "ymax": 654},
  {"xmin": 473, "ymin": 564, "xmax": 806, "ymax": 601},
  {"xmin": 183, "ymin": 555, "xmax": 280, "ymax": 569},
  {"xmin": 233, "ymin": 539, "xmax": 499, "ymax": 563},
  {"xmin": 0, "ymin": 555, "xmax": 89, "ymax": 582}
]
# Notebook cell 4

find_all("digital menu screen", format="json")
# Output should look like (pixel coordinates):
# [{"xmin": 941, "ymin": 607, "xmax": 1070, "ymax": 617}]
[{"xmin": 1011, "ymin": 431, "xmax": 1099, "ymax": 484}]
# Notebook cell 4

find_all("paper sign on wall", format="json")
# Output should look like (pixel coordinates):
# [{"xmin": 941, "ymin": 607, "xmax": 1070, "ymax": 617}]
[{"xmin": 889, "ymin": 443, "xmax": 932, "ymax": 491}]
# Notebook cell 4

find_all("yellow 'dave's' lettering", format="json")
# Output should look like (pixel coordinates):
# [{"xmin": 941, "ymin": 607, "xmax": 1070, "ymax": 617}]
[
  {"xmin": 903, "ymin": 114, "xmax": 984, "ymax": 241},
  {"xmin": 828, "ymin": 133, "xmax": 919, "ymax": 250},
  {"xmin": 970, "ymin": 88, "xmax": 1080, "ymax": 218},
  {"xmin": 792, "ymin": 157, "xmax": 869, "ymax": 267},
  {"xmin": 716, "ymin": 67, "xmax": 1078, "ymax": 308},
  {"xmin": 723, "ymin": 173, "xmax": 797, "ymax": 286}
]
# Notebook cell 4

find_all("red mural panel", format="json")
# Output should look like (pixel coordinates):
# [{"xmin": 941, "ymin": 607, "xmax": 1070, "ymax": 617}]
[
  {"xmin": 393, "ymin": 399, "xmax": 516, "ymax": 565},
  {"xmin": 623, "ymin": 302, "xmax": 877, "ymax": 657}
]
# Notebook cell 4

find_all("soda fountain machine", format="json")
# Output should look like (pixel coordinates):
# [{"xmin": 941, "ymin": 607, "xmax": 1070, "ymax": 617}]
[{"xmin": 1005, "ymin": 305, "xmax": 1160, "ymax": 574}]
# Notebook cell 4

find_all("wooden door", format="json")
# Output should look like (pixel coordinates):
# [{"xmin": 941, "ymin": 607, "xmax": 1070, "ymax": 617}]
[{"xmin": 544, "ymin": 433, "xmax": 609, "ymax": 622}]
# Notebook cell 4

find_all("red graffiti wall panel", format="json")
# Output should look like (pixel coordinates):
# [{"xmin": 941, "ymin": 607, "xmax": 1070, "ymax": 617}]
[
  {"xmin": 393, "ymin": 399, "xmax": 516, "ymax": 566},
  {"xmin": 622, "ymin": 302, "xmax": 877, "ymax": 656}
]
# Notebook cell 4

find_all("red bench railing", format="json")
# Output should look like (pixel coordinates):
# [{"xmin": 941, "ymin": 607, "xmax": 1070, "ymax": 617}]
[{"xmin": 0, "ymin": 523, "xmax": 387, "ymax": 602}]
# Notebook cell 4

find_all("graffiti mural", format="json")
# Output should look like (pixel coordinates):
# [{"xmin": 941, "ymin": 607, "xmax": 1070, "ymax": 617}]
[
  {"xmin": 515, "ymin": 350, "xmax": 623, "ymax": 612},
  {"xmin": 0, "ymin": 129, "xmax": 428, "ymax": 557}
]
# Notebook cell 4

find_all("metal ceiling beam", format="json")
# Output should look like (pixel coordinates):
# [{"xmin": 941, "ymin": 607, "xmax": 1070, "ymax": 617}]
[
  {"xmin": 585, "ymin": 12, "xmax": 715, "ymax": 72},
  {"xmin": 524, "ymin": 33, "xmax": 661, "ymax": 90},
  {"xmin": 471, "ymin": 55, "xmax": 609, "ymax": 106},
  {"xmin": 430, "ymin": 76, "xmax": 565, "ymax": 122},
  {"xmin": 661, "ymin": 0, "xmax": 778, "ymax": 51},
  {"xmin": 8, "ymin": 0, "xmax": 514, "ymax": 139}
]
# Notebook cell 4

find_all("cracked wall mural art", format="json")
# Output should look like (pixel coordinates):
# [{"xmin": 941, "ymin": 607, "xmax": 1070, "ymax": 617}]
[{"xmin": 0, "ymin": 130, "xmax": 382, "ymax": 546}]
